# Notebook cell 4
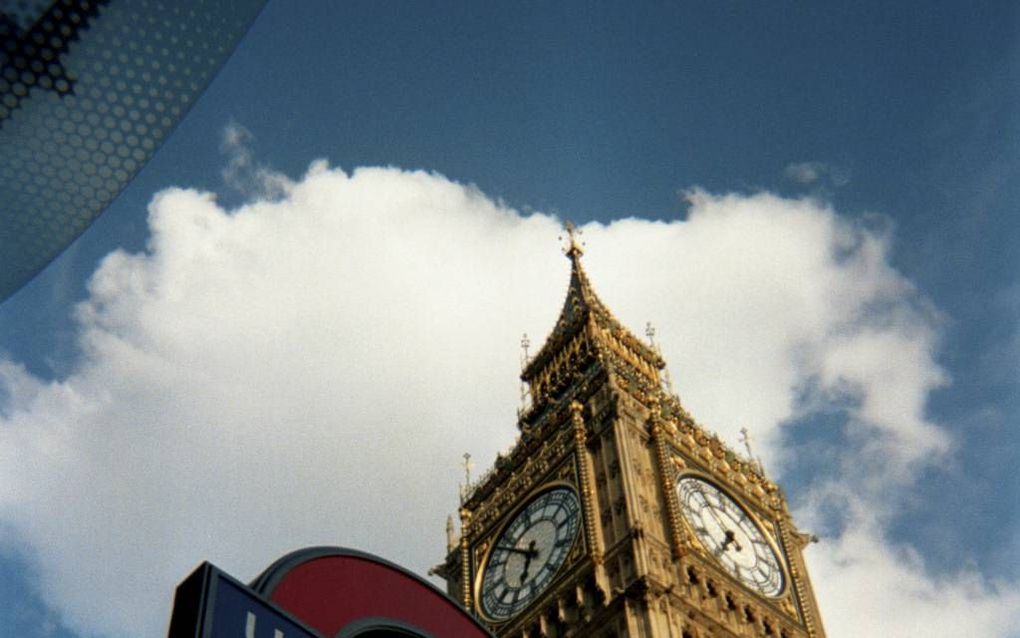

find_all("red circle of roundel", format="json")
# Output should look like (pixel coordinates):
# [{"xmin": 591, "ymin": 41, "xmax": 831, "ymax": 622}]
[{"xmin": 250, "ymin": 547, "xmax": 492, "ymax": 638}]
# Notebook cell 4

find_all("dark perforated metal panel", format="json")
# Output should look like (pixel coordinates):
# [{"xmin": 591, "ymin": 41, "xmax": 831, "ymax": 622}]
[{"xmin": 0, "ymin": 0, "xmax": 267, "ymax": 303}]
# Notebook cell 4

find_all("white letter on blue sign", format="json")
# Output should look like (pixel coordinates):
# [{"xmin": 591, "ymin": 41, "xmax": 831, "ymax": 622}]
[{"xmin": 245, "ymin": 611, "xmax": 286, "ymax": 638}]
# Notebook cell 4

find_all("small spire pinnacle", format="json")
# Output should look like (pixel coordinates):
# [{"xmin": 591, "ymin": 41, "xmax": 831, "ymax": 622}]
[
  {"xmin": 459, "ymin": 452, "xmax": 475, "ymax": 502},
  {"xmin": 462, "ymin": 452, "xmax": 473, "ymax": 485},
  {"xmin": 446, "ymin": 514, "xmax": 457, "ymax": 552},
  {"xmin": 739, "ymin": 427, "xmax": 753, "ymax": 458},
  {"xmin": 739, "ymin": 427, "xmax": 764, "ymax": 473},
  {"xmin": 646, "ymin": 321, "xmax": 675, "ymax": 394},
  {"xmin": 559, "ymin": 221, "xmax": 584, "ymax": 259},
  {"xmin": 519, "ymin": 333, "xmax": 532, "ymax": 416}
]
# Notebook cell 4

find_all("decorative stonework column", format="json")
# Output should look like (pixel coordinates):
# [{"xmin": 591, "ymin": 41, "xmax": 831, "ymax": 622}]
[
  {"xmin": 779, "ymin": 519, "xmax": 821, "ymax": 637},
  {"xmin": 459, "ymin": 507, "xmax": 473, "ymax": 610},
  {"xmin": 649, "ymin": 396, "xmax": 687, "ymax": 558},
  {"xmin": 571, "ymin": 400, "xmax": 603, "ymax": 565}
]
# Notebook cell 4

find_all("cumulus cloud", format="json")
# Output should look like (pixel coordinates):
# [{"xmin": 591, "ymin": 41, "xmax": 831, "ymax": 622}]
[
  {"xmin": 0, "ymin": 163, "xmax": 1016, "ymax": 637},
  {"xmin": 804, "ymin": 505, "xmax": 1020, "ymax": 637}
]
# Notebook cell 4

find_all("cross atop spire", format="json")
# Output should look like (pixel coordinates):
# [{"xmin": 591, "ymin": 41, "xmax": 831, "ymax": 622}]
[{"xmin": 560, "ymin": 221, "xmax": 585, "ymax": 260}]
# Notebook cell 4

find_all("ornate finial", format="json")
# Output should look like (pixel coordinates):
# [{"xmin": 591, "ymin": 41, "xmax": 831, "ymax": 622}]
[
  {"xmin": 458, "ymin": 452, "xmax": 475, "ymax": 502},
  {"xmin": 739, "ymin": 427, "xmax": 753, "ymax": 458},
  {"xmin": 739, "ymin": 427, "xmax": 764, "ymax": 473},
  {"xmin": 446, "ymin": 514, "xmax": 457, "ymax": 552},
  {"xmin": 559, "ymin": 221, "xmax": 584, "ymax": 258},
  {"xmin": 645, "ymin": 322, "xmax": 657, "ymax": 347},
  {"xmin": 646, "ymin": 321, "xmax": 675, "ymax": 394},
  {"xmin": 462, "ymin": 452, "xmax": 473, "ymax": 485},
  {"xmin": 518, "ymin": 333, "xmax": 532, "ymax": 416},
  {"xmin": 792, "ymin": 529, "xmax": 820, "ymax": 548}
]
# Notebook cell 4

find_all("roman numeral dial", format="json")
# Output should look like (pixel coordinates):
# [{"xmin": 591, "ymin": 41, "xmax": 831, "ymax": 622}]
[
  {"xmin": 676, "ymin": 475, "xmax": 785, "ymax": 598},
  {"xmin": 478, "ymin": 487, "xmax": 581, "ymax": 622}
]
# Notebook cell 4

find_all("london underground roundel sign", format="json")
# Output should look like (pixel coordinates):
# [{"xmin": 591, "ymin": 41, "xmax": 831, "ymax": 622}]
[
  {"xmin": 250, "ymin": 547, "xmax": 491, "ymax": 638},
  {"xmin": 168, "ymin": 546, "xmax": 492, "ymax": 638}
]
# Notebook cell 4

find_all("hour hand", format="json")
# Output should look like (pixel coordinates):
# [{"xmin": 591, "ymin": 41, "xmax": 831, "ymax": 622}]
[
  {"xmin": 720, "ymin": 529, "xmax": 743, "ymax": 552},
  {"xmin": 519, "ymin": 540, "xmax": 538, "ymax": 585}
]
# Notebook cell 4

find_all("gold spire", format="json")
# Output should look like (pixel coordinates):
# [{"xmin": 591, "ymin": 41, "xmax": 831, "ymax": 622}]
[
  {"xmin": 562, "ymin": 220, "xmax": 585, "ymax": 259},
  {"xmin": 521, "ymin": 225, "xmax": 665, "ymax": 398}
]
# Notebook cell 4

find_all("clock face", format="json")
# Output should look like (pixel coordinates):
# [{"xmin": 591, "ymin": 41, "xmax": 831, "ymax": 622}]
[
  {"xmin": 478, "ymin": 487, "xmax": 581, "ymax": 622},
  {"xmin": 676, "ymin": 475, "xmax": 785, "ymax": 597}
]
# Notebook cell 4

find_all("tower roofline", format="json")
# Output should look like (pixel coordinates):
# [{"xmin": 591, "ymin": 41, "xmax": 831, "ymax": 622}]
[{"xmin": 521, "ymin": 231, "xmax": 664, "ymax": 383}]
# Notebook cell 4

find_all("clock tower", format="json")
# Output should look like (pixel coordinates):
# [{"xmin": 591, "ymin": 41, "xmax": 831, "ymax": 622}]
[{"xmin": 434, "ymin": 232, "xmax": 826, "ymax": 638}]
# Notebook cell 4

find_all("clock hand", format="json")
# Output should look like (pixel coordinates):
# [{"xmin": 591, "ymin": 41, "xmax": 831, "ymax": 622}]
[
  {"xmin": 700, "ymin": 524, "xmax": 734, "ymax": 556},
  {"xmin": 700, "ymin": 497, "xmax": 746, "ymax": 553},
  {"xmin": 496, "ymin": 544, "xmax": 540, "ymax": 558},
  {"xmin": 703, "ymin": 504, "xmax": 735, "ymax": 543},
  {"xmin": 518, "ymin": 540, "xmax": 538, "ymax": 586},
  {"xmin": 719, "ymin": 529, "xmax": 743, "ymax": 553},
  {"xmin": 700, "ymin": 496, "xmax": 727, "ymax": 530}
]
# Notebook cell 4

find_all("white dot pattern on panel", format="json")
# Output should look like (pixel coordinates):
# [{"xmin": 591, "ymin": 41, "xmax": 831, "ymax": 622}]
[{"xmin": 0, "ymin": 0, "xmax": 267, "ymax": 301}]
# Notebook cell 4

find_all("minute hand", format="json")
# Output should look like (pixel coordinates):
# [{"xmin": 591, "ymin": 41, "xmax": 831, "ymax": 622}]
[{"xmin": 496, "ymin": 545, "xmax": 539, "ymax": 558}]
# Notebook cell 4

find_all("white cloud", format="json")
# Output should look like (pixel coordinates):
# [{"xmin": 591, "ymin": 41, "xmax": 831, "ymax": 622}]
[
  {"xmin": 804, "ymin": 504, "xmax": 1020, "ymax": 638},
  {"xmin": 0, "ymin": 164, "xmax": 1015, "ymax": 637},
  {"xmin": 220, "ymin": 121, "xmax": 291, "ymax": 200},
  {"xmin": 784, "ymin": 161, "xmax": 850, "ymax": 188}
]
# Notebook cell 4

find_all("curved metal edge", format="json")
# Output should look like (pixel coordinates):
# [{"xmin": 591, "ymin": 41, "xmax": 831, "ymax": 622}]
[
  {"xmin": 248, "ymin": 546, "xmax": 493, "ymax": 636},
  {"xmin": 0, "ymin": 0, "xmax": 271, "ymax": 305},
  {"xmin": 333, "ymin": 616, "xmax": 434, "ymax": 638}
]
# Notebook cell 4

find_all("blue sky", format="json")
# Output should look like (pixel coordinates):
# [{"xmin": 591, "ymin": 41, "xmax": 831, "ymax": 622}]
[{"xmin": 1, "ymin": 2, "xmax": 1018, "ymax": 636}]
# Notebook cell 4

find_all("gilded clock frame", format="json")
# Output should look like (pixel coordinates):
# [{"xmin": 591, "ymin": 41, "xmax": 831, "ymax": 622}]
[
  {"xmin": 473, "ymin": 480, "xmax": 584, "ymax": 624},
  {"xmin": 674, "ymin": 468, "xmax": 791, "ymax": 599}
]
